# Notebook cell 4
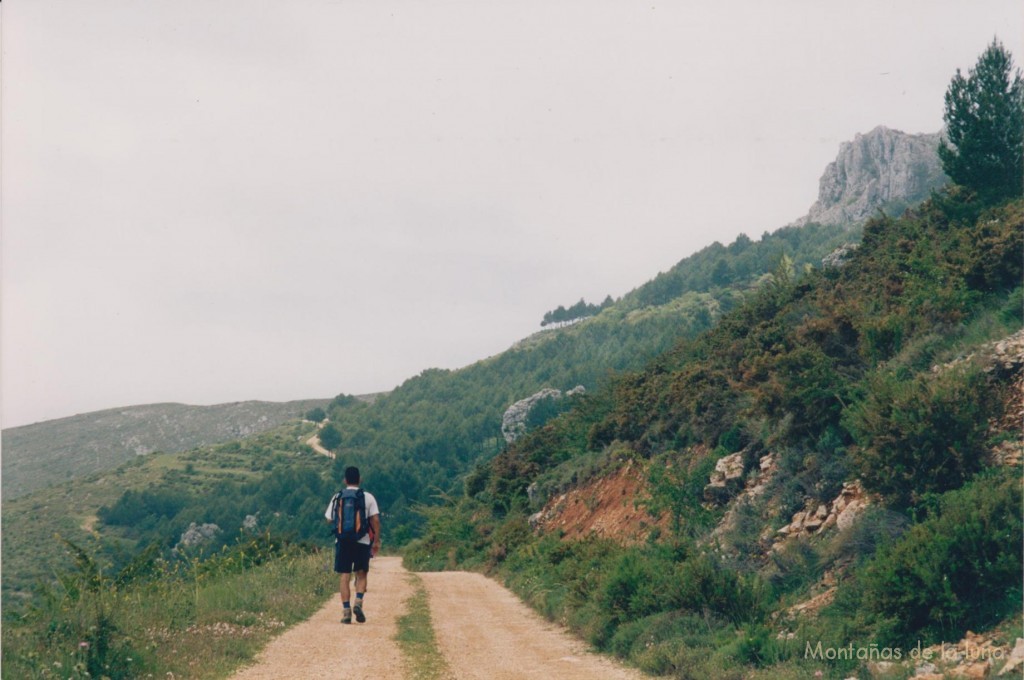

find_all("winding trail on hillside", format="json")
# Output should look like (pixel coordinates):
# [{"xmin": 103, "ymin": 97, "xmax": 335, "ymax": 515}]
[
  {"xmin": 306, "ymin": 419, "xmax": 335, "ymax": 459},
  {"xmin": 232, "ymin": 557, "xmax": 646, "ymax": 680}
]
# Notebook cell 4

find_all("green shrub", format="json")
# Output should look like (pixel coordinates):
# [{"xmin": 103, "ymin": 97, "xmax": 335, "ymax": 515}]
[
  {"xmin": 598, "ymin": 551, "xmax": 678, "ymax": 625},
  {"xmin": 609, "ymin": 610, "xmax": 733, "ymax": 675},
  {"xmin": 844, "ymin": 363, "xmax": 996, "ymax": 507},
  {"xmin": 857, "ymin": 471, "xmax": 1023, "ymax": 644},
  {"xmin": 2, "ymin": 539, "xmax": 332, "ymax": 679},
  {"xmin": 762, "ymin": 540, "xmax": 822, "ymax": 597},
  {"xmin": 675, "ymin": 554, "xmax": 766, "ymax": 625},
  {"xmin": 318, "ymin": 423, "xmax": 342, "ymax": 450}
]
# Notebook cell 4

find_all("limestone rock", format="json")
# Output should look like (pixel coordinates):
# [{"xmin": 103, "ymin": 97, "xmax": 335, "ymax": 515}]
[
  {"xmin": 703, "ymin": 451, "xmax": 746, "ymax": 505},
  {"xmin": 868, "ymin": 661, "xmax": 896, "ymax": 676},
  {"xmin": 956, "ymin": 662, "xmax": 991, "ymax": 679},
  {"xmin": 501, "ymin": 388, "xmax": 565, "ymax": 444},
  {"xmin": 793, "ymin": 126, "xmax": 947, "ymax": 228},
  {"xmin": 775, "ymin": 480, "xmax": 868, "ymax": 545},
  {"xmin": 822, "ymin": 243, "xmax": 859, "ymax": 269},
  {"xmin": 176, "ymin": 522, "xmax": 222, "ymax": 550},
  {"xmin": 998, "ymin": 638, "xmax": 1024, "ymax": 675}
]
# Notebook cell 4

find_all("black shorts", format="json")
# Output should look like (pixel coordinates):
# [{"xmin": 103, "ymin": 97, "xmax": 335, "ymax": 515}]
[{"xmin": 334, "ymin": 539, "xmax": 371, "ymax": 574}]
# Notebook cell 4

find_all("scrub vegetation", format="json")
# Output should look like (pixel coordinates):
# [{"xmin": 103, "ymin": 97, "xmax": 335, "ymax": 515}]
[{"xmin": 3, "ymin": 39, "xmax": 1021, "ymax": 680}]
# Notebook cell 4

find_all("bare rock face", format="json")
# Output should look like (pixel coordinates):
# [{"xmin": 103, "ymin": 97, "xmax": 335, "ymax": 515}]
[
  {"xmin": 774, "ymin": 480, "xmax": 869, "ymax": 547},
  {"xmin": 501, "ymin": 387, "xmax": 584, "ymax": 444},
  {"xmin": 821, "ymin": 243, "xmax": 859, "ymax": 269},
  {"xmin": 703, "ymin": 443, "xmax": 765, "ymax": 506},
  {"xmin": 794, "ymin": 126, "xmax": 947, "ymax": 227}
]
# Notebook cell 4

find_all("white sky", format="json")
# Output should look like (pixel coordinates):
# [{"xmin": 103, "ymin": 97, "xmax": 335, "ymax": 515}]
[{"xmin": 2, "ymin": 1, "xmax": 1021, "ymax": 427}]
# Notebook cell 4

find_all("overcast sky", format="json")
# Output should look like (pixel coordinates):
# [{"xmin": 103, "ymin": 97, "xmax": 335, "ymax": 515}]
[{"xmin": 2, "ymin": 1, "xmax": 1021, "ymax": 427}]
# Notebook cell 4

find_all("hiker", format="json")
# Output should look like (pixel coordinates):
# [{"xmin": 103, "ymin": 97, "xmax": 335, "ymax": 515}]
[{"xmin": 325, "ymin": 466, "xmax": 382, "ymax": 624}]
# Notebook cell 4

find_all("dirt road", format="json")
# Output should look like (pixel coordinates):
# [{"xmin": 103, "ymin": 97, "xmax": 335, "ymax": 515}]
[
  {"xmin": 306, "ymin": 419, "xmax": 335, "ymax": 459},
  {"xmin": 232, "ymin": 556, "xmax": 410, "ymax": 679},
  {"xmin": 420, "ymin": 570, "xmax": 646, "ymax": 680},
  {"xmin": 232, "ymin": 557, "xmax": 646, "ymax": 679}
]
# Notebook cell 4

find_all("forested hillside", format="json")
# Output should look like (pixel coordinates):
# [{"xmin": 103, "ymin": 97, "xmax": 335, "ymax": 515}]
[
  {"xmin": 0, "ymin": 209, "xmax": 886, "ymax": 678},
  {"xmin": 407, "ymin": 186, "xmax": 1023, "ymax": 677},
  {"xmin": 318, "ymin": 218, "xmax": 864, "ymax": 542},
  {"xmin": 1, "ymin": 113, "xmax": 943, "ymax": 603}
]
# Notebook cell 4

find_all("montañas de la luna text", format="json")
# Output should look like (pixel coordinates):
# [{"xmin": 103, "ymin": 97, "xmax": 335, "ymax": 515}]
[{"xmin": 805, "ymin": 641, "xmax": 1007, "ymax": 662}]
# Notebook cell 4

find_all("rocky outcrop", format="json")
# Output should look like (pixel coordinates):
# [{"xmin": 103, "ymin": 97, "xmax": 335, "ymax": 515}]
[
  {"xmin": 986, "ymin": 328, "xmax": 1024, "ymax": 376},
  {"xmin": 774, "ymin": 480, "xmax": 869, "ymax": 547},
  {"xmin": 821, "ymin": 243, "xmax": 858, "ymax": 269},
  {"xmin": 708, "ymin": 452, "xmax": 778, "ymax": 544},
  {"xmin": 175, "ymin": 522, "xmax": 222, "ymax": 551},
  {"xmin": 501, "ymin": 386, "xmax": 584, "ymax": 444},
  {"xmin": 703, "ymin": 451, "xmax": 747, "ymax": 504},
  {"xmin": 793, "ymin": 126, "xmax": 947, "ymax": 228},
  {"xmin": 932, "ymin": 328, "xmax": 1024, "ymax": 377},
  {"xmin": 703, "ymin": 443, "xmax": 766, "ymax": 506},
  {"xmin": 906, "ymin": 632, "xmax": 1021, "ymax": 679}
]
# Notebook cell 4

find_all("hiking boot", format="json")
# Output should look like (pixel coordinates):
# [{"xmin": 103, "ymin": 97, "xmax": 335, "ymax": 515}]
[
  {"xmin": 353, "ymin": 604, "xmax": 366, "ymax": 623},
  {"xmin": 341, "ymin": 609, "xmax": 352, "ymax": 624}
]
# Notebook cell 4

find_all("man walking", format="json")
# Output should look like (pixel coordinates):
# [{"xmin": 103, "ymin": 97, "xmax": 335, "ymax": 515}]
[{"xmin": 325, "ymin": 466, "xmax": 382, "ymax": 624}]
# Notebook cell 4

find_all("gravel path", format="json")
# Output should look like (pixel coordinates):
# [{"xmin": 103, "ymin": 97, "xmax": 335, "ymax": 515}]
[
  {"xmin": 231, "ymin": 556, "xmax": 410, "ymax": 679},
  {"xmin": 232, "ymin": 557, "xmax": 647, "ymax": 679},
  {"xmin": 419, "ymin": 570, "xmax": 647, "ymax": 680}
]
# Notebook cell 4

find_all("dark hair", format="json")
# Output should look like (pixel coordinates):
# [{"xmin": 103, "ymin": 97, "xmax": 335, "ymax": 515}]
[{"xmin": 345, "ymin": 466, "xmax": 360, "ymax": 485}]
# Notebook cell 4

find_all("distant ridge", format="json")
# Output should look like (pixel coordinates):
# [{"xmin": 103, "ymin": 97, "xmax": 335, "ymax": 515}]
[{"xmin": 1, "ymin": 399, "xmax": 329, "ymax": 499}]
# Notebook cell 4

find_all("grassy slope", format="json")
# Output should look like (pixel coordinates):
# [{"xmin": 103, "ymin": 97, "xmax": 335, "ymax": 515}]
[{"xmin": 2, "ymin": 399, "xmax": 330, "ymax": 500}]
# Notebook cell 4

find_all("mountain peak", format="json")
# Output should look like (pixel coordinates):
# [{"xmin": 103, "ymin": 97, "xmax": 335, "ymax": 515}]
[{"xmin": 794, "ymin": 126, "xmax": 948, "ymax": 227}]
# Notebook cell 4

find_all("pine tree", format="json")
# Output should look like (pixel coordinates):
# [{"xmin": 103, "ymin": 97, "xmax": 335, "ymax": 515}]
[{"xmin": 938, "ymin": 39, "xmax": 1024, "ymax": 203}]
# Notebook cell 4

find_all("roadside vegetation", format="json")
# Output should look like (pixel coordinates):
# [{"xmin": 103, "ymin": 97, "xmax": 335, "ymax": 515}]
[
  {"xmin": 406, "ymin": 40, "xmax": 1024, "ymax": 679},
  {"xmin": 395, "ymin": 574, "xmax": 454, "ymax": 680},
  {"xmin": 2, "ymin": 535, "xmax": 333, "ymax": 679}
]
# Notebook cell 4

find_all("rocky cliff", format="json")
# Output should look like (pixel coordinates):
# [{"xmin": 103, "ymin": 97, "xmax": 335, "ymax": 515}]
[{"xmin": 794, "ymin": 126, "xmax": 948, "ymax": 227}]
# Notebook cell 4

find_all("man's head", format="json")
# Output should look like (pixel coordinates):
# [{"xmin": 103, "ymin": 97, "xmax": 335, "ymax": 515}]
[{"xmin": 345, "ymin": 466, "xmax": 360, "ymax": 486}]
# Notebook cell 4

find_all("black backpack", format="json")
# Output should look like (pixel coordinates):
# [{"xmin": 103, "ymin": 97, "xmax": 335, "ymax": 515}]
[{"xmin": 333, "ymin": 488, "xmax": 369, "ymax": 543}]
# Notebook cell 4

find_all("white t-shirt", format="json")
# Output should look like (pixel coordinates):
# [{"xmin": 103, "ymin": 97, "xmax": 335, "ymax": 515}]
[{"xmin": 325, "ymin": 487, "xmax": 380, "ymax": 546}]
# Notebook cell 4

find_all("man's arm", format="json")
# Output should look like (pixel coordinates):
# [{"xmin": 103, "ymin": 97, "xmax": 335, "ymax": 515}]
[{"xmin": 370, "ymin": 514, "xmax": 382, "ymax": 554}]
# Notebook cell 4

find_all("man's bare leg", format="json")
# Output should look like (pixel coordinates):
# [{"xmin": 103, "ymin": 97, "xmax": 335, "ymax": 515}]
[
  {"xmin": 339, "ymin": 573, "xmax": 353, "ymax": 622},
  {"xmin": 353, "ymin": 570, "xmax": 368, "ymax": 622},
  {"xmin": 340, "ymin": 572, "xmax": 352, "ymax": 602}
]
